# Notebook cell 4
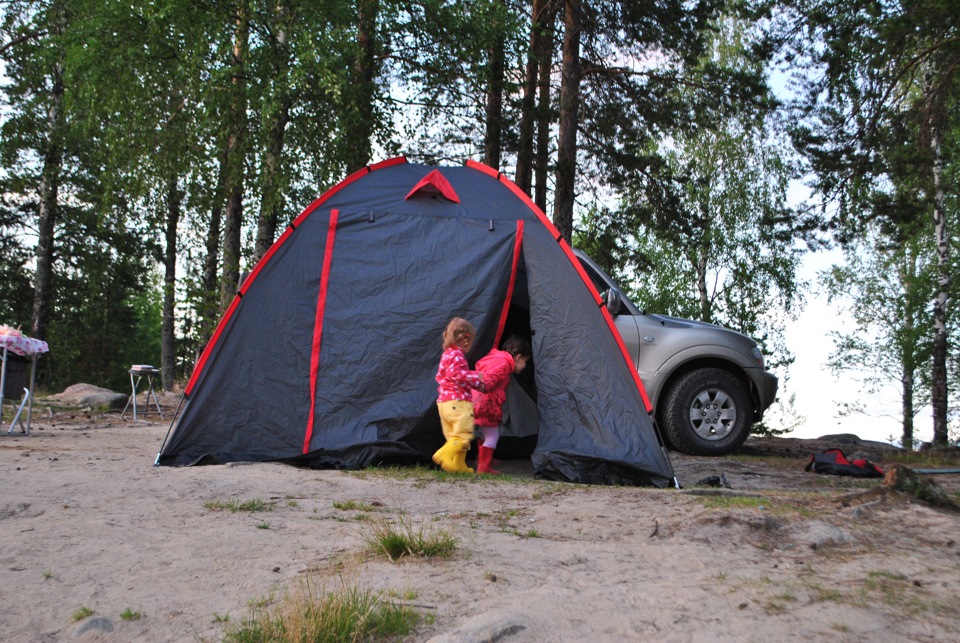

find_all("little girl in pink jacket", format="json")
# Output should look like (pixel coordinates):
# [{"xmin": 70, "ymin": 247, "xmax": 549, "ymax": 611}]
[{"xmin": 472, "ymin": 335, "xmax": 531, "ymax": 474}]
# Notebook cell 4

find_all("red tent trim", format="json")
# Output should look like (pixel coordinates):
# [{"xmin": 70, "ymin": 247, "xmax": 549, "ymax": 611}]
[
  {"xmin": 184, "ymin": 157, "xmax": 408, "ymax": 397},
  {"xmin": 493, "ymin": 220, "xmax": 524, "ymax": 349},
  {"xmin": 464, "ymin": 159, "xmax": 653, "ymax": 413},
  {"xmin": 303, "ymin": 209, "xmax": 340, "ymax": 453}
]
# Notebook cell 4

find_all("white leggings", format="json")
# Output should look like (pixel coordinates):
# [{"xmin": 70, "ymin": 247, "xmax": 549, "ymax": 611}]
[{"xmin": 478, "ymin": 425, "xmax": 499, "ymax": 448}]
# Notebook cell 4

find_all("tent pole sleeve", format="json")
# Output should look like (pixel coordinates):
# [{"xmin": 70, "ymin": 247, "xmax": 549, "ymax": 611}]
[
  {"xmin": 303, "ymin": 209, "xmax": 340, "ymax": 453},
  {"xmin": 493, "ymin": 220, "xmax": 524, "ymax": 349}
]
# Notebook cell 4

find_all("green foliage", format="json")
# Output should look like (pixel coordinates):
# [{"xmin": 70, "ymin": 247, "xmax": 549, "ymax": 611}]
[
  {"xmin": 821, "ymin": 223, "xmax": 936, "ymax": 447},
  {"xmin": 576, "ymin": 14, "xmax": 802, "ymax": 375}
]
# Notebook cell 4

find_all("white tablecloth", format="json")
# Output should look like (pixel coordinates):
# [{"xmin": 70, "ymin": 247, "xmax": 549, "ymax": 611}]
[{"xmin": 0, "ymin": 333, "xmax": 50, "ymax": 357}]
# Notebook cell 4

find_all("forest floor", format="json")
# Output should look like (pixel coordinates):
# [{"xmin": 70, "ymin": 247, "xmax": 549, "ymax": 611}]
[{"xmin": 1, "ymin": 391, "xmax": 960, "ymax": 642}]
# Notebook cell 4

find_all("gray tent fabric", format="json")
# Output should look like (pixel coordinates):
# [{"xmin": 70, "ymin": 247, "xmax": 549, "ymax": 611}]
[{"xmin": 157, "ymin": 158, "xmax": 675, "ymax": 487}]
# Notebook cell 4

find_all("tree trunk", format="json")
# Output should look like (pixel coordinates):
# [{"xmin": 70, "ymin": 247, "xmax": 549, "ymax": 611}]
[
  {"xmin": 220, "ymin": 184, "xmax": 244, "ymax": 312},
  {"xmin": 534, "ymin": 3, "xmax": 555, "ymax": 213},
  {"xmin": 901, "ymin": 366, "xmax": 915, "ymax": 449},
  {"xmin": 552, "ymin": 0, "xmax": 580, "ymax": 242},
  {"xmin": 219, "ymin": 5, "xmax": 250, "ymax": 313},
  {"xmin": 199, "ymin": 182, "xmax": 223, "ymax": 345},
  {"xmin": 342, "ymin": 0, "xmax": 378, "ymax": 173},
  {"xmin": 696, "ymin": 247, "xmax": 711, "ymax": 323},
  {"xmin": 161, "ymin": 175, "xmax": 180, "ymax": 391},
  {"xmin": 483, "ymin": 0, "xmax": 506, "ymax": 169},
  {"xmin": 929, "ymin": 110, "xmax": 949, "ymax": 446},
  {"xmin": 31, "ymin": 53, "xmax": 64, "ymax": 342},
  {"xmin": 515, "ymin": 0, "xmax": 544, "ymax": 193},
  {"xmin": 254, "ymin": 9, "xmax": 291, "ymax": 263}
]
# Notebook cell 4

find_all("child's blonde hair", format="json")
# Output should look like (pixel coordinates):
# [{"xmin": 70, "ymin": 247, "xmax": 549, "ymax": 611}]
[{"xmin": 442, "ymin": 317, "xmax": 476, "ymax": 350}]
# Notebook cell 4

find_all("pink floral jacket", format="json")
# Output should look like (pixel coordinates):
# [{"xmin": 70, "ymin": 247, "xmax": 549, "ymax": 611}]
[{"xmin": 436, "ymin": 346, "xmax": 485, "ymax": 403}]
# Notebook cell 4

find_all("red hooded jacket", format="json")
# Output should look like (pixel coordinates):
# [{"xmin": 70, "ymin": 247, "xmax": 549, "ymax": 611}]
[{"xmin": 471, "ymin": 349, "xmax": 515, "ymax": 427}]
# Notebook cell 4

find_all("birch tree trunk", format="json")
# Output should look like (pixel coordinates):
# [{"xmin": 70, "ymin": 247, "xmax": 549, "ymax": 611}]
[{"xmin": 929, "ymin": 109, "xmax": 949, "ymax": 446}]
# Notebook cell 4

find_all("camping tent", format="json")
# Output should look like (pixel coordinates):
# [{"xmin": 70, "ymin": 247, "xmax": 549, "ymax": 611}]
[{"xmin": 157, "ymin": 158, "xmax": 675, "ymax": 487}]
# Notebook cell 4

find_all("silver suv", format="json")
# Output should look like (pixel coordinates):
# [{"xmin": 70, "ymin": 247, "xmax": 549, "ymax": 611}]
[{"xmin": 573, "ymin": 249, "xmax": 779, "ymax": 456}]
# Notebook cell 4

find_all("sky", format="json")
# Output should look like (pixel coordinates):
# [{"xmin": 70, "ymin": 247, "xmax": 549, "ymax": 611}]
[{"xmin": 777, "ymin": 248, "xmax": 919, "ymax": 446}]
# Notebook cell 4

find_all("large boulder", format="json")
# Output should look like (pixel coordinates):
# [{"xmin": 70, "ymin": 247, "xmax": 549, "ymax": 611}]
[{"xmin": 46, "ymin": 383, "xmax": 128, "ymax": 410}]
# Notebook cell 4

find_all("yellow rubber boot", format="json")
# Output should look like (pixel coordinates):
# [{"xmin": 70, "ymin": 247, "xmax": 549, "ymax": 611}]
[
  {"xmin": 432, "ymin": 439, "xmax": 461, "ymax": 472},
  {"xmin": 450, "ymin": 440, "xmax": 474, "ymax": 474}
]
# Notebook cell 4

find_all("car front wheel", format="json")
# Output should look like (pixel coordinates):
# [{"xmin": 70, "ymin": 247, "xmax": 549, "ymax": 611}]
[{"xmin": 659, "ymin": 367, "xmax": 754, "ymax": 456}]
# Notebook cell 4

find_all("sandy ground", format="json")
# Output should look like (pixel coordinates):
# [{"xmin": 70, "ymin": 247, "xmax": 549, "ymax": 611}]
[{"xmin": 2, "ymin": 394, "xmax": 960, "ymax": 642}]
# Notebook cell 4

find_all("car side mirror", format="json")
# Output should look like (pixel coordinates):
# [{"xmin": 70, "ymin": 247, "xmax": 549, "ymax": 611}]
[{"xmin": 603, "ymin": 288, "xmax": 622, "ymax": 315}]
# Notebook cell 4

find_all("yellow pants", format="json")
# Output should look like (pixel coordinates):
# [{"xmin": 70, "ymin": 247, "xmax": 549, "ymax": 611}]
[
  {"xmin": 433, "ymin": 401, "xmax": 475, "ymax": 473},
  {"xmin": 437, "ymin": 400, "xmax": 475, "ymax": 446}
]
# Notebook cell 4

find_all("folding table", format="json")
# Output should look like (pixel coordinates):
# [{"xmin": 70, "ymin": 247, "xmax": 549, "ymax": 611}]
[
  {"xmin": 0, "ymin": 332, "xmax": 50, "ymax": 436},
  {"xmin": 121, "ymin": 365, "xmax": 164, "ymax": 420}
]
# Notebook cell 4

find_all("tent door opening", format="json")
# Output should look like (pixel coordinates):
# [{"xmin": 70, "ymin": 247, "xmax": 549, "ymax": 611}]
[{"xmin": 491, "ymin": 256, "xmax": 539, "ymax": 460}]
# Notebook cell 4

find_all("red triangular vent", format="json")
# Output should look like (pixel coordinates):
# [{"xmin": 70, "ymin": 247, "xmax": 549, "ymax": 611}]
[{"xmin": 405, "ymin": 169, "xmax": 460, "ymax": 203}]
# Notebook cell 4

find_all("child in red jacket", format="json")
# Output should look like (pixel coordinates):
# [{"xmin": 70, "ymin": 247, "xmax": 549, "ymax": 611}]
[
  {"xmin": 433, "ymin": 317, "xmax": 486, "ymax": 473},
  {"xmin": 472, "ymin": 335, "xmax": 531, "ymax": 474}
]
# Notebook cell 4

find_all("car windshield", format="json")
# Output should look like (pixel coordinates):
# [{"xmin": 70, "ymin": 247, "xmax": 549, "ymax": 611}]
[{"xmin": 575, "ymin": 255, "xmax": 637, "ymax": 313}]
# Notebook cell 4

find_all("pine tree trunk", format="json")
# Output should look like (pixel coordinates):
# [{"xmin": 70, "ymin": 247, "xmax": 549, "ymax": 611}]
[
  {"xmin": 161, "ymin": 175, "xmax": 180, "ymax": 392},
  {"xmin": 32, "ymin": 54, "xmax": 64, "ymax": 342},
  {"xmin": 901, "ymin": 366, "xmax": 915, "ymax": 449},
  {"xmin": 483, "ymin": 0, "xmax": 506, "ymax": 169},
  {"xmin": 515, "ymin": 0, "xmax": 544, "ymax": 193},
  {"xmin": 342, "ymin": 0, "xmax": 377, "ymax": 173},
  {"xmin": 219, "ymin": 5, "xmax": 250, "ymax": 313},
  {"xmin": 552, "ymin": 0, "xmax": 580, "ymax": 242},
  {"xmin": 534, "ymin": 4, "xmax": 555, "ymax": 213},
  {"xmin": 200, "ymin": 187, "xmax": 223, "ymax": 345},
  {"xmin": 254, "ymin": 12, "xmax": 291, "ymax": 263},
  {"xmin": 220, "ymin": 184, "xmax": 244, "ymax": 312}
]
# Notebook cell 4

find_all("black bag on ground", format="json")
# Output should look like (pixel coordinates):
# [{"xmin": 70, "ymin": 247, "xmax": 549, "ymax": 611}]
[{"xmin": 805, "ymin": 448, "xmax": 884, "ymax": 478}]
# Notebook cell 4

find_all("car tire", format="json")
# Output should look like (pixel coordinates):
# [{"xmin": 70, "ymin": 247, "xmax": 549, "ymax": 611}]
[{"xmin": 659, "ymin": 367, "xmax": 754, "ymax": 456}]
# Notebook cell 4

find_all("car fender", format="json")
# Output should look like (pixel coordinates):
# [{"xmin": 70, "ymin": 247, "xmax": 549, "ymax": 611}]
[{"xmin": 645, "ymin": 344, "xmax": 758, "ymax": 409}]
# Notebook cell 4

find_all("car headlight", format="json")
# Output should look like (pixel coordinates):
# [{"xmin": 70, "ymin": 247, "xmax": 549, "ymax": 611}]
[{"xmin": 751, "ymin": 346, "xmax": 765, "ymax": 369}]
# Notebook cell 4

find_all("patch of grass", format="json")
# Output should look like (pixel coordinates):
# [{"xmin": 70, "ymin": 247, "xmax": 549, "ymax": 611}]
[
  {"xmin": 698, "ymin": 496, "xmax": 770, "ymax": 510},
  {"xmin": 223, "ymin": 578, "xmax": 420, "ymax": 643},
  {"xmin": 809, "ymin": 583, "xmax": 843, "ymax": 603},
  {"xmin": 72, "ymin": 606, "xmax": 94, "ymax": 621},
  {"xmin": 204, "ymin": 498, "xmax": 274, "ymax": 513},
  {"xmin": 509, "ymin": 528, "xmax": 541, "ymax": 538},
  {"xmin": 885, "ymin": 450, "xmax": 960, "ymax": 468},
  {"xmin": 386, "ymin": 588, "xmax": 419, "ymax": 601},
  {"xmin": 120, "ymin": 608, "xmax": 142, "ymax": 621},
  {"xmin": 363, "ymin": 516, "xmax": 458, "ymax": 561},
  {"xmin": 256, "ymin": 522, "xmax": 271, "ymax": 530},
  {"xmin": 332, "ymin": 499, "xmax": 378, "ymax": 512},
  {"xmin": 214, "ymin": 613, "xmax": 231, "ymax": 623},
  {"xmin": 763, "ymin": 601, "xmax": 787, "ymax": 614},
  {"xmin": 42, "ymin": 570, "xmax": 55, "ymax": 580}
]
